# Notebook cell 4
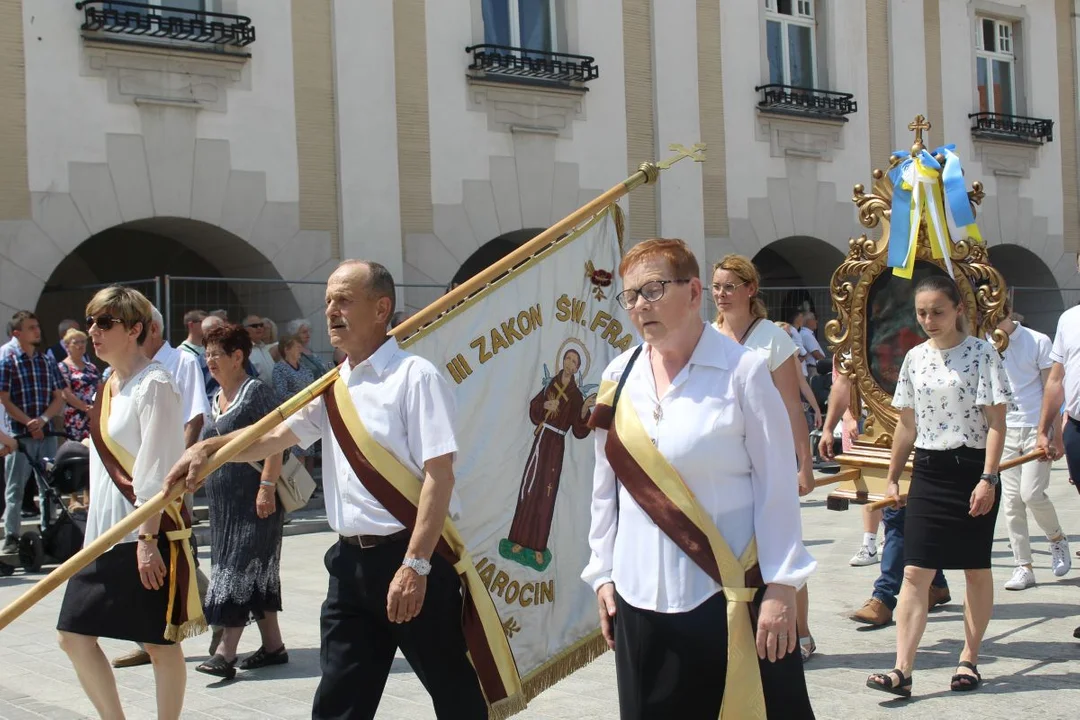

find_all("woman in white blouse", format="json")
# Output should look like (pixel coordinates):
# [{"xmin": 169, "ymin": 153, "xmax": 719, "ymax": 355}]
[
  {"xmin": 866, "ymin": 275, "xmax": 1009, "ymax": 697},
  {"xmin": 56, "ymin": 287, "xmax": 188, "ymax": 719},
  {"xmin": 582, "ymin": 239, "xmax": 816, "ymax": 719},
  {"xmin": 711, "ymin": 253, "xmax": 819, "ymax": 661}
]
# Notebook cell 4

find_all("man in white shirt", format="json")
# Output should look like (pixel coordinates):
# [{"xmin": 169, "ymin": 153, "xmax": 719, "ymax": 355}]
[
  {"xmin": 165, "ymin": 261, "xmax": 490, "ymax": 719},
  {"xmin": 799, "ymin": 311, "xmax": 826, "ymax": 375},
  {"xmin": 996, "ymin": 304, "xmax": 1070, "ymax": 590},
  {"xmin": 243, "ymin": 315, "xmax": 276, "ymax": 384},
  {"xmin": 1037, "ymin": 300, "xmax": 1080, "ymax": 641},
  {"xmin": 179, "ymin": 309, "xmax": 207, "ymax": 357},
  {"xmin": 787, "ymin": 310, "xmax": 809, "ymax": 375}
]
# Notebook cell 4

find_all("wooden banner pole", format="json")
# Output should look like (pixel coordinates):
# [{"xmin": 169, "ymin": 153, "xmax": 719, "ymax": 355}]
[{"xmin": 391, "ymin": 143, "xmax": 706, "ymax": 340}]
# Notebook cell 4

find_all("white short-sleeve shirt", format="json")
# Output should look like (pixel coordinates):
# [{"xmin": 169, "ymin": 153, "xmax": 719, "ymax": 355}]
[
  {"xmin": 285, "ymin": 337, "xmax": 461, "ymax": 537},
  {"xmin": 992, "ymin": 322, "xmax": 1052, "ymax": 428},
  {"xmin": 153, "ymin": 341, "xmax": 211, "ymax": 426},
  {"xmin": 739, "ymin": 319, "xmax": 799, "ymax": 374},
  {"xmin": 892, "ymin": 336, "xmax": 1012, "ymax": 450},
  {"xmin": 1051, "ymin": 305, "xmax": 1080, "ymax": 418},
  {"xmin": 84, "ymin": 364, "xmax": 186, "ymax": 545}
]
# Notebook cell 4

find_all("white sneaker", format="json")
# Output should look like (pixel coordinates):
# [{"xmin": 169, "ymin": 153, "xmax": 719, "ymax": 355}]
[
  {"xmin": 1050, "ymin": 538, "xmax": 1072, "ymax": 577},
  {"xmin": 1004, "ymin": 565, "xmax": 1036, "ymax": 591},
  {"xmin": 849, "ymin": 545, "xmax": 880, "ymax": 566}
]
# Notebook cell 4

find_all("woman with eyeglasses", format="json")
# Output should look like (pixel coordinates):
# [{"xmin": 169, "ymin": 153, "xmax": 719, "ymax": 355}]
[
  {"xmin": 56, "ymin": 328, "xmax": 99, "ymax": 442},
  {"xmin": 196, "ymin": 323, "xmax": 288, "ymax": 679},
  {"xmin": 711, "ymin": 254, "xmax": 820, "ymax": 661},
  {"xmin": 582, "ymin": 239, "xmax": 816, "ymax": 719},
  {"xmin": 56, "ymin": 287, "xmax": 192, "ymax": 720}
]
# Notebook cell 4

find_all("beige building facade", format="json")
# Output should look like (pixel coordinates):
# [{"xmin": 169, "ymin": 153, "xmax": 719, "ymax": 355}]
[{"xmin": 0, "ymin": 0, "xmax": 1076, "ymax": 347}]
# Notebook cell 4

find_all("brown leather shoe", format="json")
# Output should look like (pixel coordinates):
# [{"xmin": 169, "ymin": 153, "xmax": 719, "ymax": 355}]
[
  {"xmin": 851, "ymin": 598, "xmax": 893, "ymax": 626},
  {"xmin": 928, "ymin": 585, "xmax": 951, "ymax": 609},
  {"xmin": 111, "ymin": 648, "xmax": 151, "ymax": 668}
]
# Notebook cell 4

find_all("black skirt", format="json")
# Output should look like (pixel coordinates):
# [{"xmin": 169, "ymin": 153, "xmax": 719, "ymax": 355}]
[
  {"xmin": 57, "ymin": 536, "xmax": 175, "ymax": 645},
  {"xmin": 904, "ymin": 446, "xmax": 999, "ymax": 570}
]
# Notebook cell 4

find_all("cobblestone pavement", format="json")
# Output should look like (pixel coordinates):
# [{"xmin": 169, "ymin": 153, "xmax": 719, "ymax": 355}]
[{"xmin": 1, "ymin": 465, "xmax": 1078, "ymax": 719}]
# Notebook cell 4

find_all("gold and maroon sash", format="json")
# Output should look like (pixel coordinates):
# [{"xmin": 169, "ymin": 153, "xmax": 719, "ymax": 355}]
[
  {"xmin": 591, "ymin": 376, "xmax": 767, "ymax": 720},
  {"xmin": 89, "ymin": 379, "xmax": 206, "ymax": 642},
  {"xmin": 323, "ymin": 375, "xmax": 524, "ymax": 716}
]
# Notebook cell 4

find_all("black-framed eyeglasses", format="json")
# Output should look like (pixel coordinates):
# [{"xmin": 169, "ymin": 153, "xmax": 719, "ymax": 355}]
[
  {"xmin": 615, "ymin": 279, "xmax": 692, "ymax": 310},
  {"xmin": 86, "ymin": 314, "xmax": 126, "ymax": 331},
  {"xmin": 711, "ymin": 281, "xmax": 748, "ymax": 295}
]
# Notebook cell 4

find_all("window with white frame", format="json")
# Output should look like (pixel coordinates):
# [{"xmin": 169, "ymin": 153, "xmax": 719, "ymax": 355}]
[
  {"xmin": 105, "ymin": 0, "xmax": 209, "ymax": 20},
  {"xmin": 765, "ymin": 0, "xmax": 816, "ymax": 88},
  {"xmin": 975, "ymin": 16, "xmax": 1016, "ymax": 115},
  {"xmin": 483, "ymin": 0, "xmax": 558, "ymax": 52}
]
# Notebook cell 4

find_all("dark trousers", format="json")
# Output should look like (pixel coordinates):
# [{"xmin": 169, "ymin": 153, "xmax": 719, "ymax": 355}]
[
  {"xmin": 614, "ymin": 591, "xmax": 814, "ymax": 720},
  {"xmin": 873, "ymin": 506, "xmax": 947, "ymax": 610},
  {"xmin": 1063, "ymin": 419, "xmax": 1080, "ymax": 497},
  {"xmin": 312, "ymin": 538, "xmax": 487, "ymax": 720}
]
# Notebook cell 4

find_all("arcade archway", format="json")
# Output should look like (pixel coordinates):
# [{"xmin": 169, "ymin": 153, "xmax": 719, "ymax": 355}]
[
  {"xmin": 752, "ymin": 236, "xmax": 847, "ymax": 325},
  {"xmin": 987, "ymin": 243, "xmax": 1062, "ymax": 336},
  {"xmin": 451, "ymin": 228, "xmax": 547, "ymax": 288}
]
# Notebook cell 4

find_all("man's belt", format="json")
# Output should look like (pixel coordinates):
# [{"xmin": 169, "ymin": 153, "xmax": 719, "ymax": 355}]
[{"xmin": 340, "ymin": 529, "xmax": 409, "ymax": 549}]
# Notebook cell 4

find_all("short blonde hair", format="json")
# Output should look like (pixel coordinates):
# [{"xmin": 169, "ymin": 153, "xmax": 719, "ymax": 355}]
[
  {"xmin": 619, "ymin": 238, "xmax": 699, "ymax": 279},
  {"xmin": 712, "ymin": 254, "xmax": 768, "ymax": 323},
  {"xmin": 85, "ymin": 286, "xmax": 152, "ymax": 344},
  {"xmin": 62, "ymin": 328, "xmax": 87, "ymax": 347}
]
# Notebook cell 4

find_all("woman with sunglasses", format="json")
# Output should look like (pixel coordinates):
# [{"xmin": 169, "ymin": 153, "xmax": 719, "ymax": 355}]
[
  {"xmin": 711, "ymin": 254, "xmax": 820, "ymax": 661},
  {"xmin": 582, "ymin": 239, "xmax": 815, "ymax": 719},
  {"xmin": 56, "ymin": 288, "xmax": 192, "ymax": 720}
]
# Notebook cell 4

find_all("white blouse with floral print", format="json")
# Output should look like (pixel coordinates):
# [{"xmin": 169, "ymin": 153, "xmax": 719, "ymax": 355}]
[{"xmin": 891, "ymin": 335, "xmax": 1012, "ymax": 451}]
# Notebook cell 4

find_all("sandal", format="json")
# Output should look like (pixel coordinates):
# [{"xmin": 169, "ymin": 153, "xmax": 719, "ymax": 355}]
[
  {"xmin": 950, "ymin": 661, "xmax": 981, "ymax": 691},
  {"xmin": 196, "ymin": 654, "xmax": 237, "ymax": 680},
  {"xmin": 239, "ymin": 645, "xmax": 289, "ymax": 670},
  {"xmin": 799, "ymin": 635, "xmax": 816, "ymax": 662},
  {"xmin": 866, "ymin": 668, "xmax": 912, "ymax": 698}
]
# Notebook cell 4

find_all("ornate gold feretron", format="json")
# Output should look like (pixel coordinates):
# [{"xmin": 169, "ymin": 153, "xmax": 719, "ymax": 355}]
[{"xmin": 821, "ymin": 115, "xmax": 1010, "ymax": 508}]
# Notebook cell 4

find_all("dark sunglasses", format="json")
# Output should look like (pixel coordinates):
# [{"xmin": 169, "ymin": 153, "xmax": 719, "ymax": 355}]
[
  {"xmin": 245, "ymin": 322, "xmax": 265, "ymax": 329},
  {"xmin": 86, "ymin": 314, "xmax": 126, "ymax": 331}
]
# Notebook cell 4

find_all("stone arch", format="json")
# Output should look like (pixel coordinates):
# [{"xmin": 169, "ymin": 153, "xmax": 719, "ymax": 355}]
[
  {"xmin": 402, "ymin": 136, "xmax": 604, "ymax": 312},
  {"xmin": 450, "ymin": 228, "xmax": 546, "ymax": 287},
  {"xmin": 988, "ymin": 243, "xmax": 1063, "ymax": 336},
  {"xmin": 37, "ymin": 218, "xmax": 305, "ymax": 347},
  {"xmin": 751, "ymin": 236, "xmax": 846, "ymax": 325},
  {"xmin": 0, "ymin": 124, "xmax": 334, "ymax": 349}
]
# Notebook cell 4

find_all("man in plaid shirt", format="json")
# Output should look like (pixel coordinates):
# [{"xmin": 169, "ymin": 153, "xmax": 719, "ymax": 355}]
[{"xmin": 0, "ymin": 311, "xmax": 65, "ymax": 553}]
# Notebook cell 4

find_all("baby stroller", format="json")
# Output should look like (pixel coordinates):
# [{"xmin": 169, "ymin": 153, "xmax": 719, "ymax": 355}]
[{"xmin": 0, "ymin": 431, "xmax": 89, "ymax": 576}]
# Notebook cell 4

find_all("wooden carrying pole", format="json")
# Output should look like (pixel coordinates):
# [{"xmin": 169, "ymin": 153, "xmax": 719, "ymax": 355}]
[
  {"xmin": 0, "ymin": 368, "xmax": 340, "ymax": 632},
  {"xmin": 0, "ymin": 144, "xmax": 703, "ymax": 632},
  {"xmin": 863, "ymin": 449, "xmax": 1047, "ymax": 512},
  {"xmin": 392, "ymin": 144, "xmax": 704, "ymax": 339}
]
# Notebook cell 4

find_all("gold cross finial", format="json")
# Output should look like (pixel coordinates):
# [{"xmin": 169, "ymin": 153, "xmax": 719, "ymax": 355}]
[
  {"xmin": 908, "ymin": 115, "xmax": 931, "ymax": 153},
  {"xmin": 657, "ymin": 143, "xmax": 706, "ymax": 170}
]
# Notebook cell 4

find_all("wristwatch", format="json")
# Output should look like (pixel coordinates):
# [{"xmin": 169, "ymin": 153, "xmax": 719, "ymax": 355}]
[
  {"xmin": 979, "ymin": 472, "xmax": 1000, "ymax": 486},
  {"xmin": 402, "ymin": 556, "xmax": 432, "ymax": 576}
]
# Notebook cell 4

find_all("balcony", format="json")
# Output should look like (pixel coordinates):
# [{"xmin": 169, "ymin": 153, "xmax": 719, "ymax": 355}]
[
  {"xmin": 465, "ymin": 44, "xmax": 599, "ymax": 89},
  {"xmin": 969, "ymin": 112, "xmax": 1053, "ymax": 144},
  {"xmin": 76, "ymin": 1, "xmax": 256, "ymax": 49},
  {"xmin": 754, "ymin": 84, "xmax": 858, "ymax": 121}
]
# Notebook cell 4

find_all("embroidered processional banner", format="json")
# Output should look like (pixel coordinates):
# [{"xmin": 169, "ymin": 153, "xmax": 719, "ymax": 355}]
[{"xmin": 401, "ymin": 206, "xmax": 630, "ymax": 700}]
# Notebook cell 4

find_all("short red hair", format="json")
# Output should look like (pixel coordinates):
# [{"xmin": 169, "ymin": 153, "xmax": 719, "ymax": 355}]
[{"xmin": 618, "ymin": 238, "xmax": 700, "ymax": 279}]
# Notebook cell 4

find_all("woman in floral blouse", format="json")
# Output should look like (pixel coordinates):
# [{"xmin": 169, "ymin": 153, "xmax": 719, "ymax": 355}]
[
  {"xmin": 56, "ymin": 328, "xmax": 99, "ymax": 441},
  {"xmin": 866, "ymin": 274, "xmax": 1010, "ymax": 698}
]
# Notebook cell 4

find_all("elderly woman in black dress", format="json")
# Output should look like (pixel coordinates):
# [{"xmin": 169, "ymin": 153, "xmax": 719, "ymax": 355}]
[
  {"xmin": 196, "ymin": 323, "xmax": 288, "ymax": 679},
  {"xmin": 867, "ymin": 275, "xmax": 1010, "ymax": 697}
]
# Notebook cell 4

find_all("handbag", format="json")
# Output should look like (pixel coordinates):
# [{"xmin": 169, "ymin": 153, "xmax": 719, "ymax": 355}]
[{"xmin": 249, "ymin": 453, "xmax": 316, "ymax": 513}]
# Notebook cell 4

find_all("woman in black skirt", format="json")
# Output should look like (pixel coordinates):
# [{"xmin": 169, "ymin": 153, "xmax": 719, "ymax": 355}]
[
  {"xmin": 867, "ymin": 275, "xmax": 1010, "ymax": 697},
  {"xmin": 56, "ymin": 286, "xmax": 189, "ymax": 719}
]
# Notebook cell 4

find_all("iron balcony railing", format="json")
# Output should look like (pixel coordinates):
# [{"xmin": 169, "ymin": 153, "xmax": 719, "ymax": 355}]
[
  {"xmin": 76, "ymin": 0, "xmax": 256, "ymax": 47},
  {"xmin": 465, "ymin": 44, "xmax": 599, "ymax": 86},
  {"xmin": 755, "ymin": 83, "xmax": 858, "ymax": 120},
  {"xmin": 968, "ymin": 112, "xmax": 1054, "ymax": 143}
]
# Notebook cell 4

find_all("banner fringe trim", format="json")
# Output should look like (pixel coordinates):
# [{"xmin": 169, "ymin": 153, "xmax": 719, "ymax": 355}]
[{"xmin": 490, "ymin": 631, "xmax": 609, "ymax": 720}]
